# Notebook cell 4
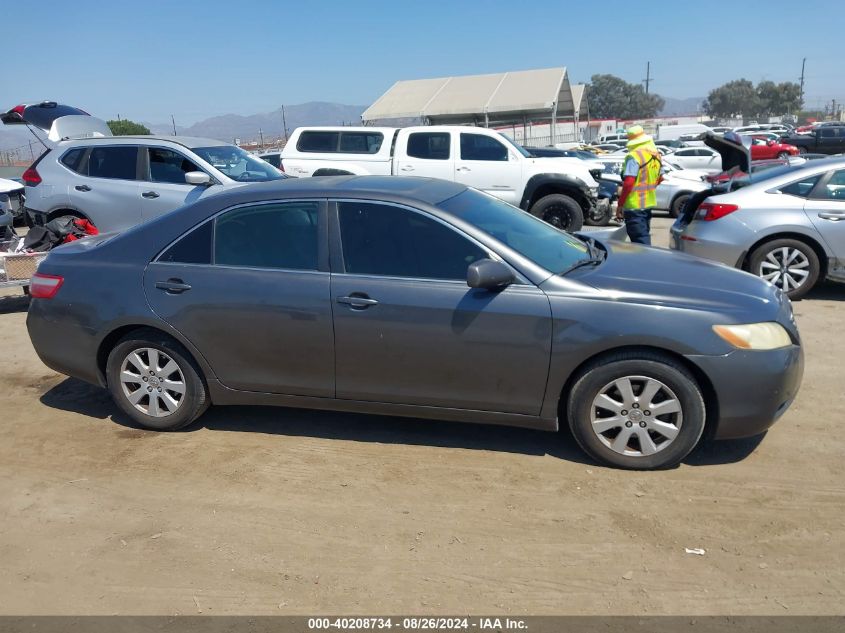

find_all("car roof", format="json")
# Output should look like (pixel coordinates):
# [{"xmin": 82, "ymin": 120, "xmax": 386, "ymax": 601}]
[
  {"xmin": 61, "ymin": 135, "xmax": 231, "ymax": 149},
  {"xmin": 227, "ymin": 175, "xmax": 468, "ymax": 205}
]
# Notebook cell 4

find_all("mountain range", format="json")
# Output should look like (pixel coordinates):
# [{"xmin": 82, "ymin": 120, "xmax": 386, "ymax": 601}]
[{"xmin": 1, "ymin": 97, "xmax": 706, "ymax": 155}]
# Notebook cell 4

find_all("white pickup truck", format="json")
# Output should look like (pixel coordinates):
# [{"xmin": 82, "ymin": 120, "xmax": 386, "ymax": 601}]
[{"xmin": 280, "ymin": 125, "xmax": 603, "ymax": 231}]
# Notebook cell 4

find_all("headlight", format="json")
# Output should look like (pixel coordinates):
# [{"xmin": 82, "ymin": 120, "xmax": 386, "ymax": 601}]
[{"xmin": 712, "ymin": 322, "xmax": 792, "ymax": 350}]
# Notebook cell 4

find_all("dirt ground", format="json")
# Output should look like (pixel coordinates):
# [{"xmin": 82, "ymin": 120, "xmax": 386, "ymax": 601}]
[{"xmin": 1, "ymin": 217, "xmax": 843, "ymax": 616}]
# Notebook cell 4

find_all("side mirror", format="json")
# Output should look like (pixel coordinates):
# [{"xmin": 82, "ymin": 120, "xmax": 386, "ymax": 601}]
[
  {"xmin": 185, "ymin": 171, "xmax": 212, "ymax": 186},
  {"xmin": 467, "ymin": 258, "xmax": 515, "ymax": 291}
]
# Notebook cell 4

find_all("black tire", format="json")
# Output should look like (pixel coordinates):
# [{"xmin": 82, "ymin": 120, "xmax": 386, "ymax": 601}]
[
  {"xmin": 530, "ymin": 194, "xmax": 584, "ymax": 232},
  {"xmin": 797, "ymin": 146, "xmax": 806, "ymax": 155},
  {"xmin": 584, "ymin": 201, "xmax": 612, "ymax": 226},
  {"xmin": 669, "ymin": 192, "xmax": 691, "ymax": 219},
  {"xmin": 566, "ymin": 351, "xmax": 706, "ymax": 470},
  {"xmin": 748, "ymin": 238, "xmax": 820, "ymax": 300},
  {"xmin": 106, "ymin": 329, "xmax": 209, "ymax": 431}
]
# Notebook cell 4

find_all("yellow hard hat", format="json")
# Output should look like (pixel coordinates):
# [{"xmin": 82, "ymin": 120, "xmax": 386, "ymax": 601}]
[{"xmin": 626, "ymin": 125, "xmax": 654, "ymax": 149}]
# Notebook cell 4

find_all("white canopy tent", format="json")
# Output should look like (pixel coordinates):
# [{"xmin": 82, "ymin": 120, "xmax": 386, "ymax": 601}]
[{"xmin": 361, "ymin": 67, "xmax": 581, "ymax": 143}]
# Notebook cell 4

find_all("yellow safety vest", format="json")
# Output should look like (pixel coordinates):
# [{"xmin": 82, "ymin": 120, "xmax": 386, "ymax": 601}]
[{"xmin": 622, "ymin": 146, "xmax": 662, "ymax": 210}]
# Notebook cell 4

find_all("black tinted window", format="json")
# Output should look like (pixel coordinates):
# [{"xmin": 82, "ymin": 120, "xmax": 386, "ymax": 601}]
[
  {"xmin": 780, "ymin": 174, "xmax": 822, "ymax": 198},
  {"xmin": 259, "ymin": 153, "xmax": 281, "ymax": 168},
  {"xmin": 460, "ymin": 134, "xmax": 508, "ymax": 161},
  {"xmin": 339, "ymin": 132, "xmax": 383, "ymax": 153},
  {"xmin": 297, "ymin": 132, "xmax": 340, "ymax": 152},
  {"xmin": 60, "ymin": 148, "xmax": 86, "ymax": 173},
  {"xmin": 406, "ymin": 132, "xmax": 450, "ymax": 160},
  {"xmin": 338, "ymin": 202, "xmax": 485, "ymax": 280},
  {"xmin": 214, "ymin": 202, "xmax": 319, "ymax": 270},
  {"xmin": 87, "ymin": 146, "xmax": 138, "ymax": 180},
  {"xmin": 148, "ymin": 148, "xmax": 201, "ymax": 184},
  {"xmin": 158, "ymin": 221, "xmax": 213, "ymax": 264}
]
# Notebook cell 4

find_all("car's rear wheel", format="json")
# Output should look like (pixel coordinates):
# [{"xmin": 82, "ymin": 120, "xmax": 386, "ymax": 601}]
[
  {"xmin": 749, "ymin": 238, "xmax": 819, "ymax": 300},
  {"xmin": 106, "ymin": 330, "xmax": 208, "ymax": 430},
  {"xmin": 530, "ymin": 194, "xmax": 584, "ymax": 232},
  {"xmin": 566, "ymin": 352, "xmax": 706, "ymax": 470},
  {"xmin": 669, "ymin": 193, "xmax": 691, "ymax": 219}
]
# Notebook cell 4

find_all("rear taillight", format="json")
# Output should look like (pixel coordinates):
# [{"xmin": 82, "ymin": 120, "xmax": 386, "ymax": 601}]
[
  {"xmin": 699, "ymin": 202, "xmax": 739, "ymax": 221},
  {"xmin": 12, "ymin": 104, "xmax": 25, "ymax": 117},
  {"xmin": 22, "ymin": 166, "xmax": 42, "ymax": 186},
  {"xmin": 29, "ymin": 273, "xmax": 64, "ymax": 299}
]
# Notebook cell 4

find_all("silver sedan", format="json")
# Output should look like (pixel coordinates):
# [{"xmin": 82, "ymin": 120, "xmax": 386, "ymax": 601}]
[{"xmin": 670, "ymin": 158, "xmax": 845, "ymax": 299}]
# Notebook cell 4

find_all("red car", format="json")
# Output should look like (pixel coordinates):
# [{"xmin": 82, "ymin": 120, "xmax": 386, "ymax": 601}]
[{"xmin": 749, "ymin": 135, "xmax": 799, "ymax": 160}]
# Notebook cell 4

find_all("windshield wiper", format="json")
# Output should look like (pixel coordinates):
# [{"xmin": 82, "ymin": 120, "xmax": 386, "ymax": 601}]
[{"xmin": 559, "ymin": 256, "xmax": 604, "ymax": 276}]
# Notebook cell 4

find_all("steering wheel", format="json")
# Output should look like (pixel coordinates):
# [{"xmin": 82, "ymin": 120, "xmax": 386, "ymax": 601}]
[{"xmin": 236, "ymin": 171, "xmax": 254, "ymax": 182}]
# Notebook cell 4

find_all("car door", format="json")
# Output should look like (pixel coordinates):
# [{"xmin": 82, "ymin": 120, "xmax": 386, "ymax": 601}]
[
  {"xmin": 804, "ymin": 169, "xmax": 845, "ymax": 262},
  {"xmin": 70, "ymin": 145, "xmax": 141, "ymax": 232},
  {"xmin": 140, "ymin": 147, "xmax": 220, "ymax": 223},
  {"xmin": 672, "ymin": 149, "xmax": 697, "ymax": 170},
  {"xmin": 393, "ymin": 131, "xmax": 454, "ymax": 180},
  {"xmin": 453, "ymin": 132, "xmax": 523, "ymax": 205},
  {"xmin": 329, "ymin": 200, "xmax": 552, "ymax": 415},
  {"xmin": 143, "ymin": 199, "xmax": 335, "ymax": 396}
]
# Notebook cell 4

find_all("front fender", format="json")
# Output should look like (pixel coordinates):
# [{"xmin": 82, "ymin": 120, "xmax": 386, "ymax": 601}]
[{"xmin": 520, "ymin": 173, "xmax": 592, "ymax": 210}]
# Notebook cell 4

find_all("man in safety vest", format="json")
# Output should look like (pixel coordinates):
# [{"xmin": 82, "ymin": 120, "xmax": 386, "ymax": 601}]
[{"xmin": 615, "ymin": 125, "xmax": 663, "ymax": 245}]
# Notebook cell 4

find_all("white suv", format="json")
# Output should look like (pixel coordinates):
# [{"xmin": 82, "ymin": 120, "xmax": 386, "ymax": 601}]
[{"xmin": 4, "ymin": 103, "xmax": 286, "ymax": 233}]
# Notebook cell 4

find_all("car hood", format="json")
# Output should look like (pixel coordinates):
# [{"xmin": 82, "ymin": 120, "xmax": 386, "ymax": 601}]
[
  {"xmin": 704, "ymin": 131, "xmax": 750, "ymax": 173},
  {"xmin": 0, "ymin": 177, "xmax": 24, "ymax": 193},
  {"xmin": 2, "ymin": 102, "xmax": 112, "ymax": 142},
  {"xmin": 547, "ymin": 238, "xmax": 782, "ymax": 319}
]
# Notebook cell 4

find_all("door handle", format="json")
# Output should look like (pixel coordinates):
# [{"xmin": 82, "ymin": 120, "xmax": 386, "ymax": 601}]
[
  {"xmin": 142, "ymin": 191, "xmax": 160, "ymax": 199},
  {"xmin": 399, "ymin": 165, "xmax": 415, "ymax": 172},
  {"xmin": 155, "ymin": 278, "xmax": 192, "ymax": 294},
  {"xmin": 337, "ymin": 295, "xmax": 379, "ymax": 309},
  {"xmin": 456, "ymin": 166, "xmax": 471, "ymax": 172},
  {"xmin": 74, "ymin": 185, "xmax": 91, "ymax": 192},
  {"xmin": 818, "ymin": 211, "xmax": 845, "ymax": 221}
]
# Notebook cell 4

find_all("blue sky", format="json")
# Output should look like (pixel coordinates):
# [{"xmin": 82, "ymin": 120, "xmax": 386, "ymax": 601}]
[{"xmin": 6, "ymin": 0, "xmax": 842, "ymax": 125}]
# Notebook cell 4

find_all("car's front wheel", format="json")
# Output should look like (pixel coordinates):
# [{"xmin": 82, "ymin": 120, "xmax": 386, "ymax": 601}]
[
  {"xmin": 530, "ymin": 194, "xmax": 584, "ymax": 232},
  {"xmin": 566, "ymin": 352, "xmax": 706, "ymax": 469},
  {"xmin": 106, "ymin": 330, "xmax": 208, "ymax": 430},
  {"xmin": 748, "ymin": 238, "xmax": 820, "ymax": 299}
]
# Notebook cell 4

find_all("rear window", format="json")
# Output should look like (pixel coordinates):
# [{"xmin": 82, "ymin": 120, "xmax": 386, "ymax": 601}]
[
  {"xmin": 406, "ymin": 132, "xmax": 450, "ymax": 160},
  {"xmin": 87, "ymin": 146, "xmax": 138, "ymax": 180},
  {"xmin": 60, "ymin": 148, "xmax": 86, "ymax": 173},
  {"xmin": 296, "ymin": 131, "xmax": 384, "ymax": 154}
]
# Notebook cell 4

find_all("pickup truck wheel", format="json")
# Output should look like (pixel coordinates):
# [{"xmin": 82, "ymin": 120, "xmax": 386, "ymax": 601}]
[{"xmin": 530, "ymin": 194, "xmax": 584, "ymax": 232}]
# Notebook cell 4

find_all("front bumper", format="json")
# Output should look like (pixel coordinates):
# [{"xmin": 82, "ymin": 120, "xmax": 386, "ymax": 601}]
[{"xmin": 686, "ymin": 344, "xmax": 804, "ymax": 439}]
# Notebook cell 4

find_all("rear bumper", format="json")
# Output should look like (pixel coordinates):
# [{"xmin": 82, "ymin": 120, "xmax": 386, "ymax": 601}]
[
  {"xmin": 686, "ymin": 345, "xmax": 804, "ymax": 439},
  {"xmin": 25, "ymin": 207, "xmax": 47, "ymax": 226},
  {"xmin": 669, "ymin": 220, "xmax": 746, "ymax": 267}
]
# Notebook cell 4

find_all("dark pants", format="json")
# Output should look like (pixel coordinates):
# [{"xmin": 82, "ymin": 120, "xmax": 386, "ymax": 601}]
[{"xmin": 623, "ymin": 208, "xmax": 653, "ymax": 245}]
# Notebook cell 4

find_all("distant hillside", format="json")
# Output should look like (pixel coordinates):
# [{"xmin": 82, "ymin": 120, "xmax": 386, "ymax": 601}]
[
  {"xmin": 146, "ymin": 102, "xmax": 368, "ymax": 143},
  {"xmin": 660, "ymin": 96, "xmax": 705, "ymax": 116}
]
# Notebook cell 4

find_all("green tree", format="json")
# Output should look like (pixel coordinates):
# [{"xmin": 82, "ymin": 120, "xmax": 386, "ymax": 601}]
[
  {"xmin": 587, "ymin": 74, "xmax": 665, "ymax": 119},
  {"xmin": 702, "ymin": 79, "xmax": 759, "ymax": 118},
  {"xmin": 106, "ymin": 119, "xmax": 151, "ymax": 135}
]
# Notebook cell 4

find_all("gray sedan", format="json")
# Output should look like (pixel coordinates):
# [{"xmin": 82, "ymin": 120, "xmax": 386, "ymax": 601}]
[
  {"xmin": 27, "ymin": 177, "xmax": 803, "ymax": 469},
  {"xmin": 670, "ymin": 158, "xmax": 845, "ymax": 299}
]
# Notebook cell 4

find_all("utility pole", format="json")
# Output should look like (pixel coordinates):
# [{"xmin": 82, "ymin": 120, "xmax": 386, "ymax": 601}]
[
  {"xmin": 170, "ymin": 115, "xmax": 177, "ymax": 136},
  {"xmin": 799, "ymin": 57, "xmax": 806, "ymax": 104},
  {"xmin": 259, "ymin": 128, "xmax": 264, "ymax": 149},
  {"xmin": 643, "ymin": 61, "xmax": 653, "ymax": 95},
  {"xmin": 280, "ymin": 105, "xmax": 288, "ymax": 142}
]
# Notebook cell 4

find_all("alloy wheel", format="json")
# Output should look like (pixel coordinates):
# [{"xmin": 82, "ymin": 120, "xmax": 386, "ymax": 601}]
[
  {"xmin": 120, "ymin": 347, "xmax": 186, "ymax": 418},
  {"xmin": 590, "ymin": 375, "xmax": 683, "ymax": 457},
  {"xmin": 758, "ymin": 247, "xmax": 810, "ymax": 293}
]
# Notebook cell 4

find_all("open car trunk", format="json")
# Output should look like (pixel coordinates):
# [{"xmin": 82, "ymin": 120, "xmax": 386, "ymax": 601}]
[{"xmin": 2, "ymin": 102, "xmax": 112, "ymax": 142}]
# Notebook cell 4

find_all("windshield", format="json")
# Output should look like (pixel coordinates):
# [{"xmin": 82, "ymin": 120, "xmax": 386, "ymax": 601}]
[
  {"xmin": 193, "ymin": 146, "xmax": 285, "ymax": 182},
  {"xmin": 438, "ymin": 189, "xmax": 589, "ymax": 273},
  {"xmin": 498, "ymin": 134, "xmax": 532, "ymax": 158}
]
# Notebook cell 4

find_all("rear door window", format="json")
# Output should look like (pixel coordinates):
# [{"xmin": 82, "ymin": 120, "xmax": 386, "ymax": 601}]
[
  {"xmin": 60, "ymin": 148, "xmax": 86, "ymax": 173},
  {"xmin": 814, "ymin": 170, "xmax": 845, "ymax": 201},
  {"xmin": 406, "ymin": 132, "xmax": 450, "ymax": 160},
  {"xmin": 780, "ymin": 174, "xmax": 822, "ymax": 198},
  {"xmin": 86, "ymin": 146, "xmax": 138, "ymax": 180},
  {"xmin": 214, "ymin": 202, "xmax": 319, "ymax": 270},
  {"xmin": 158, "ymin": 221, "xmax": 213, "ymax": 264}
]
